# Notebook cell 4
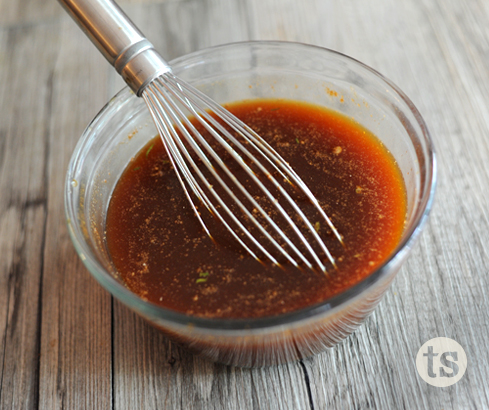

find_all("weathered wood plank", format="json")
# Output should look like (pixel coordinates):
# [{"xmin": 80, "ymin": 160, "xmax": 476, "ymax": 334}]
[
  {"xmin": 0, "ymin": 206, "xmax": 45, "ymax": 409},
  {"xmin": 0, "ymin": 0, "xmax": 60, "ymax": 26},
  {"xmin": 0, "ymin": 0, "xmax": 185, "ymax": 26},
  {"xmin": 35, "ymin": 17, "xmax": 113, "ymax": 410},
  {"xmin": 0, "ymin": 22, "xmax": 59, "ymax": 410}
]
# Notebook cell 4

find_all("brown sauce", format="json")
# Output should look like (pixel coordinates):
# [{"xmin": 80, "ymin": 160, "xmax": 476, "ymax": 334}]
[{"xmin": 105, "ymin": 99, "xmax": 406, "ymax": 319}]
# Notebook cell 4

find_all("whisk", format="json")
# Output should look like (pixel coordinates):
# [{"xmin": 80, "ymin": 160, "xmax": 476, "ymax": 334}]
[{"xmin": 59, "ymin": 0, "xmax": 343, "ymax": 272}]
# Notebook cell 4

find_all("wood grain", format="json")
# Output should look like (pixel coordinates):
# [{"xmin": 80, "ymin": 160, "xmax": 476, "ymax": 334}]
[
  {"xmin": 35, "ymin": 17, "xmax": 112, "ymax": 410},
  {"xmin": 1, "ymin": 0, "xmax": 489, "ymax": 408},
  {"xmin": 0, "ymin": 20, "xmax": 56, "ymax": 410}
]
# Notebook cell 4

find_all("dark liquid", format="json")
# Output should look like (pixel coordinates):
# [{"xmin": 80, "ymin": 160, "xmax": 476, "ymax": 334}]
[{"xmin": 105, "ymin": 99, "xmax": 406, "ymax": 318}]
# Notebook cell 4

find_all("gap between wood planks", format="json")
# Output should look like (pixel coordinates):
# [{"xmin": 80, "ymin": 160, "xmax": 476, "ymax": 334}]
[{"xmin": 299, "ymin": 360, "xmax": 315, "ymax": 410}]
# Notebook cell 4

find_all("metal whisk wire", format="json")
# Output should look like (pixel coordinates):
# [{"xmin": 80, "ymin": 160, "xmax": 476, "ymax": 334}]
[
  {"xmin": 142, "ymin": 73, "xmax": 342, "ymax": 271},
  {"xmin": 58, "ymin": 0, "xmax": 343, "ymax": 272}
]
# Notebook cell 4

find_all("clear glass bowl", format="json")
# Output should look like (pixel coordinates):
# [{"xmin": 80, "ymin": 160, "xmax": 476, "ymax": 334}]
[{"xmin": 65, "ymin": 41, "xmax": 436, "ymax": 367}]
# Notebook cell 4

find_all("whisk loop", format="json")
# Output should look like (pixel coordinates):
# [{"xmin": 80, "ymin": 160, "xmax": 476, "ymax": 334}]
[
  {"xmin": 142, "ymin": 73, "xmax": 343, "ymax": 271},
  {"xmin": 58, "ymin": 0, "xmax": 342, "ymax": 272}
]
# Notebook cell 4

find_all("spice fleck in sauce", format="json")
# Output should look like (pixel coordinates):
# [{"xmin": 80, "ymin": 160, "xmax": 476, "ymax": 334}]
[{"xmin": 105, "ymin": 99, "xmax": 406, "ymax": 319}]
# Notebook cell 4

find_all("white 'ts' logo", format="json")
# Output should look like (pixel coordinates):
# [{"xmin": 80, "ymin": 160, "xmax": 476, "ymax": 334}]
[{"xmin": 416, "ymin": 337, "xmax": 467, "ymax": 387}]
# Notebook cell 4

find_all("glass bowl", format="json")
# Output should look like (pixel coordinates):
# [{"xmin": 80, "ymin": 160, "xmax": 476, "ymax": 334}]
[{"xmin": 65, "ymin": 41, "xmax": 436, "ymax": 367}]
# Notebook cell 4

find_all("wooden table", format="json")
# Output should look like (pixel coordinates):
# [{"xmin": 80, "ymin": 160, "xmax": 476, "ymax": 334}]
[{"xmin": 1, "ymin": 0, "xmax": 488, "ymax": 408}]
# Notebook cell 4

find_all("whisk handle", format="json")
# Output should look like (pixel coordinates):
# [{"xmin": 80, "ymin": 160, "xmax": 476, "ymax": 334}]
[{"xmin": 58, "ymin": 0, "xmax": 171, "ymax": 95}]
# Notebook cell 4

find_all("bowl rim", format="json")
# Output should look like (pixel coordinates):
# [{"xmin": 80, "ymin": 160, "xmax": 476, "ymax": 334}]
[{"xmin": 65, "ymin": 40, "xmax": 437, "ymax": 332}]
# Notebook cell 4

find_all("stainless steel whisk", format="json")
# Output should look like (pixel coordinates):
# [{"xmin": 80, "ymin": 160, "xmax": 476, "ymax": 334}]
[{"xmin": 59, "ymin": 0, "xmax": 342, "ymax": 271}]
